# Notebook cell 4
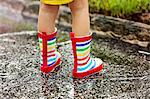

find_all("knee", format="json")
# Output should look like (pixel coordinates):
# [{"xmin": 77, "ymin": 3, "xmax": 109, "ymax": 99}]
[
  {"xmin": 40, "ymin": 3, "xmax": 51, "ymax": 10},
  {"xmin": 40, "ymin": 3, "xmax": 59, "ymax": 12},
  {"xmin": 69, "ymin": 0, "xmax": 88, "ymax": 13}
]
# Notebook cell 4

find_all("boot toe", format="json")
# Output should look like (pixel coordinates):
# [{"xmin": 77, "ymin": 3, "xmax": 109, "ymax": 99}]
[
  {"xmin": 55, "ymin": 52, "xmax": 61, "ymax": 59},
  {"xmin": 93, "ymin": 58, "xmax": 103, "ymax": 68}
]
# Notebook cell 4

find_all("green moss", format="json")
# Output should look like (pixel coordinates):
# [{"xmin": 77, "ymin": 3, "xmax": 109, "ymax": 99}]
[
  {"xmin": 0, "ymin": 16, "xmax": 35, "ymax": 32},
  {"xmin": 89, "ymin": 0, "xmax": 150, "ymax": 17},
  {"xmin": 57, "ymin": 32, "xmax": 70, "ymax": 43},
  {"xmin": 91, "ymin": 41, "xmax": 148, "ymax": 67},
  {"xmin": 13, "ymin": 22, "xmax": 35, "ymax": 32}
]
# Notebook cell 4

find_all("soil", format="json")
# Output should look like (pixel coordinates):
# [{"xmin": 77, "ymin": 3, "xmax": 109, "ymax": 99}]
[
  {"xmin": 90, "ymin": 9, "xmax": 150, "ymax": 25},
  {"xmin": 128, "ymin": 12, "xmax": 150, "ymax": 25}
]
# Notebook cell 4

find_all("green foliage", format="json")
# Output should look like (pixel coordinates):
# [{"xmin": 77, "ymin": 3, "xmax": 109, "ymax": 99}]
[{"xmin": 89, "ymin": 0, "xmax": 150, "ymax": 16}]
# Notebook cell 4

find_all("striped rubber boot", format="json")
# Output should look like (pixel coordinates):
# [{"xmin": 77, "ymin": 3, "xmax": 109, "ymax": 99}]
[
  {"xmin": 38, "ymin": 30, "xmax": 61, "ymax": 74},
  {"xmin": 70, "ymin": 32, "xmax": 103, "ymax": 78}
]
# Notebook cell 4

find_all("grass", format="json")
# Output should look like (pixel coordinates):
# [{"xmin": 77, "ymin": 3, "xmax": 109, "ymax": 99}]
[{"xmin": 89, "ymin": 0, "xmax": 150, "ymax": 17}]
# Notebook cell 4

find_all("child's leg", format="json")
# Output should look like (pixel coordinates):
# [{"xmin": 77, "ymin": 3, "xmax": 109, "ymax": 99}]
[
  {"xmin": 69, "ymin": 0, "xmax": 103, "ymax": 78},
  {"xmin": 69, "ymin": 0, "xmax": 90, "ymax": 37},
  {"xmin": 37, "ymin": 3, "xmax": 61, "ymax": 73},
  {"xmin": 38, "ymin": 3, "xmax": 59, "ymax": 34}
]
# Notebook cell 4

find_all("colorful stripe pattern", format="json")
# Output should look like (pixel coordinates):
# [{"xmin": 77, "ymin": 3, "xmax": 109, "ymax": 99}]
[
  {"xmin": 38, "ymin": 37, "xmax": 59, "ymax": 67},
  {"xmin": 76, "ymin": 38, "xmax": 97, "ymax": 73}
]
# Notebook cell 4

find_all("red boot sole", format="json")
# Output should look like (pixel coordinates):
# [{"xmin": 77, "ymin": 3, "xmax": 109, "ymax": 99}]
[{"xmin": 40, "ymin": 58, "xmax": 61, "ymax": 74}]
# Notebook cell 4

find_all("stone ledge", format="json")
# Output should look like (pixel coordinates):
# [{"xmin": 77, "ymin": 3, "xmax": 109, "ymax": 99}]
[
  {"xmin": 22, "ymin": 3, "xmax": 150, "ymax": 41},
  {"xmin": 59, "ymin": 6, "xmax": 150, "ymax": 41}
]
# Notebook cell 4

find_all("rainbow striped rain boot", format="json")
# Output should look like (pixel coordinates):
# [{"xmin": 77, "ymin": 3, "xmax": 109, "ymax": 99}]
[
  {"xmin": 38, "ymin": 30, "xmax": 61, "ymax": 74},
  {"xmin": 70, "ymin": 32, "xmax": 103, "ymax": 78}
]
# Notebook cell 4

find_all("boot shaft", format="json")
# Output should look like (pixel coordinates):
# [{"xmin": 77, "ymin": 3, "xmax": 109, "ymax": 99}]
[
  {"xmin": 38, "ymin": 30, "xmax": 61, "ymax": 73},
  {"xmin": 70, "ymin": 32, "xmax": 93, "ymax": 72},
  {"xmin": 70, "ymin": 32, "xmax": 103, "ymax": 78}
]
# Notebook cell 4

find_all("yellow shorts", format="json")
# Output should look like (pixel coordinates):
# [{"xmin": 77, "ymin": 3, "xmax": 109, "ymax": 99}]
[{"xmin": 41, "ymin": 0, "xmax": 73, "ymax": 5}]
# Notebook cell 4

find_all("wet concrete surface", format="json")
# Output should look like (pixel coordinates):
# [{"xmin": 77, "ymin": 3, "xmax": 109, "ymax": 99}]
[{"xmin": 0, "ymin": 31, "xmax": 150, "ymax": 99}]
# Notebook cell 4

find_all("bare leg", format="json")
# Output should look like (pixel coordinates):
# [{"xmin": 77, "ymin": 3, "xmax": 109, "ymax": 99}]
[
  {"xmin": 69, "ymin": 0, "xmax": 90, "ymax": 37},
  {"xmin": 38, "ymin": 3, "xmax": 59, "ymax": 34}
]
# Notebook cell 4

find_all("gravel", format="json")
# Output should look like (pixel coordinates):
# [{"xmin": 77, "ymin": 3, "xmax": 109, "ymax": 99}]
[{"xmin": 0, "ymin": 31, "xmax": 149, "ymax": 99}]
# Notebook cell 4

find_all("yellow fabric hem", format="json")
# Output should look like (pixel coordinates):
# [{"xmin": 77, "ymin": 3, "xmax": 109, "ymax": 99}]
[{"xmin": 41, "ymin": 0, "xmax": 73, "ymax": 5}]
